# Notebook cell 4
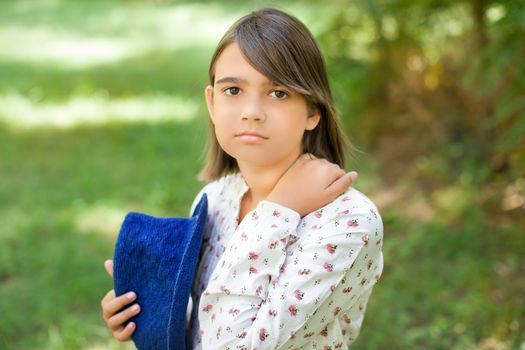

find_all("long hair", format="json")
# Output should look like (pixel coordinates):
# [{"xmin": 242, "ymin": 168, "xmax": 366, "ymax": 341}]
[{"xmin": 199, "ymin": 7, "xmax": 349, "ymax": 181}]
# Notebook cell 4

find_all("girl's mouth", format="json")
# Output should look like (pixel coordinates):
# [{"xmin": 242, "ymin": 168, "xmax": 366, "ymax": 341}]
[{"xmin": 235, "ymin": 131, "xmax": 269, "ymax": 141}]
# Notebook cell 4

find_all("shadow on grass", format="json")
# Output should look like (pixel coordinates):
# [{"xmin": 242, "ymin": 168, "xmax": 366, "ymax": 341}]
[
  {"xmin": 0, "ymin": 45, "xmax": 213, "ymax": 102},
  {"xmin": 0, "ymin": 119, "xmax": 208, "ymax": 349}
]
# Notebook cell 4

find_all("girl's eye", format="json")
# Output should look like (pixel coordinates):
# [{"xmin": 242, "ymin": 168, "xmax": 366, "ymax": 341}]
[
  {"xmin": 270, "ymin": 90, "xmax": 289, "ymax": 99},
  {"xmin": 224, "ymin": 87, "xmax": 240, "ymax": 96}
]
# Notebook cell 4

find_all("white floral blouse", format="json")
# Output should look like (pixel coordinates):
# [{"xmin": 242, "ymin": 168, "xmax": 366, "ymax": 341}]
[{"xmin": 186, "ymin": 172, "xmax": 383, "ymax": 350}]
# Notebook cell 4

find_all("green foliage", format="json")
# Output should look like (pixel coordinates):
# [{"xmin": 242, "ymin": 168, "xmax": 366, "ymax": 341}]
[
  {"xmin": 318, "ymin": 1, "xmax": 525, "ymax": 348},
  {"xmin": 319, "ymin": 0, "xmax": 525, "ymax": 188}
]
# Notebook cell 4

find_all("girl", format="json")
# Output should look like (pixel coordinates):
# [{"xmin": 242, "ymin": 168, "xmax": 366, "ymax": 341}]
[{"xmin": 101, "ymin": 7, "xmax": 383, "ymax": 349}]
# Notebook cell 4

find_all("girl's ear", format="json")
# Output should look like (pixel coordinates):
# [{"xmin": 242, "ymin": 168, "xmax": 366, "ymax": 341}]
[
  {"xmin": 205, "ymin": 85, "xmax": 215, "ymax": 124},
  {"xmin": 305, "ymin": 111, "xmax": 321, "ymax": 131}
]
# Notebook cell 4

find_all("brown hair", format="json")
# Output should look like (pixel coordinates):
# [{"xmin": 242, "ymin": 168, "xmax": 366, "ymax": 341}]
[{"xmin": 198, "ymin": 7, "xmax": 349, "ymax": 181}]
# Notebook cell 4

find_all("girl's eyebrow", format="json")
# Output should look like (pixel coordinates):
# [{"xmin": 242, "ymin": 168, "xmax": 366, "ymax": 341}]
[
  {"xmin": 215, "ymin": 77, "xmax": 246, "ymax": 86},
  {"xmin": 215, "ymin": 76, "xmax": 282, "ymax": 87}
]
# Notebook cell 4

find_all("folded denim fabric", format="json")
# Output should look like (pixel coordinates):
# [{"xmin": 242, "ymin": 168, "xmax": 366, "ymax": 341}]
[{"xmin": 113, "ymin": 194, "xmax": 207, "ymax": 350}]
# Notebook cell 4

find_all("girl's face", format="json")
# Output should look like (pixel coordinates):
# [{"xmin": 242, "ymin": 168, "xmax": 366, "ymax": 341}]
[{"xmin": 205, "ymin": 43, "xmax": 320, "ymax": 169}]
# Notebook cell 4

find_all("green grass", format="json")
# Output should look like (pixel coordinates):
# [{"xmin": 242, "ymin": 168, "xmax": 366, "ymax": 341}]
[
  {"xmin": 0, "ymin": 1, "xmax": 523, "ymax": 349},
  {"xmin": 0, "ymin": 120, "xmax": 207, "ymax": 349}
]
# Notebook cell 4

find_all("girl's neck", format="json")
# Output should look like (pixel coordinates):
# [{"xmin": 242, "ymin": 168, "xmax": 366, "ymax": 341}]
[
  {"xmin": 237, "ymin": 158, "xmax": 294, "ymax": 204},
  {"xmin": 238, "ymin": 166, "xmax": 280, "ymax": 203}
]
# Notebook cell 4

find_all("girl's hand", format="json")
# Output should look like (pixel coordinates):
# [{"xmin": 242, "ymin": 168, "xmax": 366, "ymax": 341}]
[
  {"xmin": 267, "ymin": 154, "xmax": 358, "ymax": 217},
  {"xmin": 100, "ymin": 259, "xmax": 141, "ymax": 341}
]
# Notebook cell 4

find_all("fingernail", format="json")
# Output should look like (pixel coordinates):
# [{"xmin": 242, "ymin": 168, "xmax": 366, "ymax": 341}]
[
  {"xmin": 128, "ymin": 322, "xmax": 135, "ymax": 328},
  {"xmin": 131, "ymin": 304, "xmax": 140, "ymax": 312},
  {"xmin": 127, "ymin": 292, "xmax": 136, "ymax": 300}
]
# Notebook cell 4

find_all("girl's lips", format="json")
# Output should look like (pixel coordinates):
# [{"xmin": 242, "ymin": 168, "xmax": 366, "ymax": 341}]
[{"xmin": 236, "ymin": 132, "xmax": 269, "ymax": 141}]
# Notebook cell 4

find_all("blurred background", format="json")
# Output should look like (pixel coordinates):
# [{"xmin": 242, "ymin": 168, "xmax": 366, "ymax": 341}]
[{"xmin": 0, "ymin": 0, "xmax": 523, "ymax": 349}]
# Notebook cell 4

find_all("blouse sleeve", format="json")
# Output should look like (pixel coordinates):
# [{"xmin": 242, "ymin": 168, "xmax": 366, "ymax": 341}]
[{"xmin": 198, "ymin": 196, "xmax": 383, "ymax": 349}]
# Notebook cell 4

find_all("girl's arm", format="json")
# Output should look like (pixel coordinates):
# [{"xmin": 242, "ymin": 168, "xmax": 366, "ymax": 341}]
[
  {"xmin": 198, "ymin": 156, "xmax": 383, "ymax": 349},
  {"xmin": 199, "ymin": 194, "xmax": 383, "ymax": 349}
]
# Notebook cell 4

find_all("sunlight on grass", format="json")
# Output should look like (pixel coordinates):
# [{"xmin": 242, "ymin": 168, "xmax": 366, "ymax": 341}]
[
  {"xmin": 0, "ymin": 3, "xmax": 238, "ymax": 68},
  {"xmin": 75, "ymin": 204, "xmax": 129, "ymax": 237},
  {"xmin": 81, "ymin": 343, "xmax": 135, "ymax": 350},
  {"xmin": 0, "ymin": 1, "xmax": 338, "ymax": 69},
  {"xmin": 0, "ymin": 92, "xmax": 200, "ymax": 129},
  {"xmin": 0, "ymin": 25, "xmax": 134, "ymax": 67},
  {"xmin": 45, "ymin": 324, "xmax": 135, "ymax": 350}
]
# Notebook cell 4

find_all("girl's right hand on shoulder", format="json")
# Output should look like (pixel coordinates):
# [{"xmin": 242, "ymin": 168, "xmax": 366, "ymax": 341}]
[
  {"xmin": 100, "ymin": 259, "xmax": 141, "ymax": 341},
  {"xmin": 267, "ymin": 153, "xmax": 358, "ymax": 217}
]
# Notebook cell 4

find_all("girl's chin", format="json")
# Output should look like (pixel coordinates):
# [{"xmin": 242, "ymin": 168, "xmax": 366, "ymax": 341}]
[
  {"xmin": 234, "ymin": 156, "xmax": 275, "ymax": 166},
  {"xmin": 231, "ymin": 154, "xmax": 278, "ymax": 166},
  {"xmin": 223, "ymin": 145, "xmax": 302, "ymax": 167},
  {"xmin": 233, "ymin": 153, "xmax": 299, "ymax": 169}
]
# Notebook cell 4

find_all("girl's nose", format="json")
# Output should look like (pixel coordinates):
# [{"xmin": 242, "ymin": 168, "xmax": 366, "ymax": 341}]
[{"xmin": 240, "ymin": 97, "xmax": 266, "ymax": 122}]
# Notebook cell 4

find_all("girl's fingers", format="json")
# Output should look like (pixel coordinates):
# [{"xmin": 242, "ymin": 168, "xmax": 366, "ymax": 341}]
[
  {"xmin": 101, "ymin": 289, "xmax": 116, "ymax": 310},
  {"xmin": 114, "ymin": 322, "xmax": 136, "ymax": 341},
  {"xmin": 326, "ymin": 171, "xmax": 357, "ymax": 196},
  {"xmin": 107, "ymin": 304, "xmax": 141, "ymax": 330},
  {"xmin": 323, "ymin": 166, "xmax": 345, "ymax": 188},
  {"xmin": 104, "ymin": 259, "xmax": 114, "ymax": 278},
  {"xmin": 103, "ymin": 292, "xmax": 136, "ymax": 319},
  {"xmin": 348, "ymin": 171, "xmax": 359, "ymax": 182},
  {"xmin": 100, "ymin": 259, "xmax": 138, "ymax": 341}
]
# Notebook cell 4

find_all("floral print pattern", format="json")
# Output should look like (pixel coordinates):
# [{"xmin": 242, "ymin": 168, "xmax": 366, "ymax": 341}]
[{"xmin": 187, "ymin": 173, "xmax": 383, "ymax": 349}]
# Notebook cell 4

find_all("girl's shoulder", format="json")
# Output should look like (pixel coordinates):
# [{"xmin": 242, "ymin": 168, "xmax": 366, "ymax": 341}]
[
  {"xmin": 333, "ymin": 187, "xmax": 381, "ymax": 215},
  {"xmin": 306, "ymin": 186, "xmax": 383, "ymax": 235}
]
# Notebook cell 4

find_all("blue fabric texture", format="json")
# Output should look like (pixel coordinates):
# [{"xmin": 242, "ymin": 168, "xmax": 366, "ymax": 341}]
[{"xmin": 113, "ymin": 194, "xmax": 207, "ymax": 350}]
